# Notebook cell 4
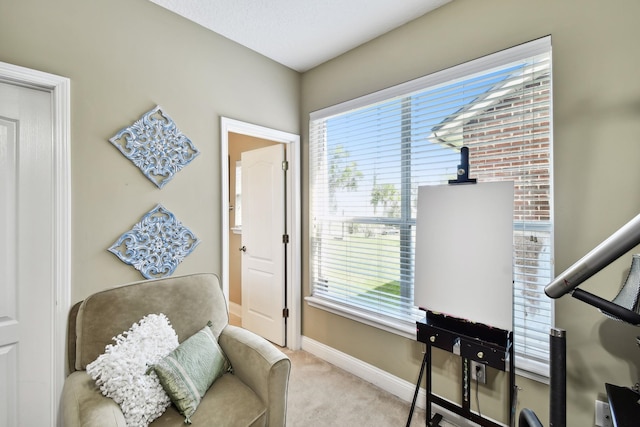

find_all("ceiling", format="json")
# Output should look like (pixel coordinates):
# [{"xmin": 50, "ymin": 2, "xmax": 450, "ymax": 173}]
[{"xmin": 148, "ymin": 0, "xmax": 452, "ymax": 72}]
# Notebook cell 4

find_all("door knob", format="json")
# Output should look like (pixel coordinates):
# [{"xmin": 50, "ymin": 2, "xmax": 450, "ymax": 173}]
[{"xmin": 239, "ymin": 246, "xmax": 246, "ymax": 252}]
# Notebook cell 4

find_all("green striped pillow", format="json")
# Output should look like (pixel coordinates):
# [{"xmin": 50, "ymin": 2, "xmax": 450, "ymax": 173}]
[{"xmin": 150, "ymin": 322, "xmax": 232, "ymax": 424}]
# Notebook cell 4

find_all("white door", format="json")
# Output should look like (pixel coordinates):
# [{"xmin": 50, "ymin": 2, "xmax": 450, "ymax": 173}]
[
  {"xmin": 241, "ymin": 144, "xmax": 286, "ymax": 346},
  {"xmin": 0, "ymin": 81, "xmax": 56, "ymax": 426}
]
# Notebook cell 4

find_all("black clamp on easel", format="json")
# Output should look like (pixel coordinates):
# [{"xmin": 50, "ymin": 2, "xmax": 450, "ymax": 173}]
[{"xmin": 448, "ymin": 146, "xmax": 476, "ymax": 185}]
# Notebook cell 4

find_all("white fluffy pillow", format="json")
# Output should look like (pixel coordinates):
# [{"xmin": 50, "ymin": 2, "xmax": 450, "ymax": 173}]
[{"xmin": 86, "ymin": 313, "xmax": 179, "ymax": 427}]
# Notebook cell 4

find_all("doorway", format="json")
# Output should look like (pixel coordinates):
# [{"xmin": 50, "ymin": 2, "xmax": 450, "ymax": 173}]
[
  {"xmin": 0, "ymin": 61, "xmax": 70, "ymax": 426},
  {"xmin": 220, "ymin": 117, "xmax": 301, "ymax": 350}
]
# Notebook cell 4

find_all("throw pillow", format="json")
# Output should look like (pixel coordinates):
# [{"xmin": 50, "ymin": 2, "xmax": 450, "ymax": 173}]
[
  {"xmin": 150, "ymin": 322, "xmax": 232, "ymax": 424},
  {"xmin": 86, "ymin": 313, "xmax": 179, "ymax": 427}
]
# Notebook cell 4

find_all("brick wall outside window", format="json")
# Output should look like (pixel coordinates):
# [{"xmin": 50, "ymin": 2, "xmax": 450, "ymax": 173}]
[{"xmin": 466, "ymin": 75, "xmax": 552, "ymax": 333}]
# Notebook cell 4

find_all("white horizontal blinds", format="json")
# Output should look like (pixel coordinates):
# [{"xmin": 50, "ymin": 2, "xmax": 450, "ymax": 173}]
[
  {"xmin": 310, "ymin": 37, "xmax": 553, "ymax": 373},
  {"xmin": 310, "ymin": 97, "xmax": 419, "ymax": 321},
  {"xmin": 450, "ymin": 52, "xmax": 553, "ymax": 374},
  {"xmin": 416, "ymin": 52, "xmax": 554, "ymax": 371}
]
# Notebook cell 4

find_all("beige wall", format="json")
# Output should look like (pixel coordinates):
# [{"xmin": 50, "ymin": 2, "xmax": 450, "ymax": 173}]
[
  {"xmin": 301, "ymin": 1, "xmax": 640, "ymax": 426},
  {"xmin": 4, "ymin": 0, "xmax": 640, "ymax": 425},
  {"xmin": 227, "ymin": 132, "xmax": 280, "ymax": 305},
  {"xmin": 0, "ymin": 0, "xmax": 300, "ymax": 302}
]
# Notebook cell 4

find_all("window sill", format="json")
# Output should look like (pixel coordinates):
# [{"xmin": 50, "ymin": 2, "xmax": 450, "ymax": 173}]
[
  {"xmin": 514, "ymin": 357, "xmax": 550, "ymax": 384},
  {"xmin": 305, "ymin": 296, "xmax": 417, "ymax": 340}
]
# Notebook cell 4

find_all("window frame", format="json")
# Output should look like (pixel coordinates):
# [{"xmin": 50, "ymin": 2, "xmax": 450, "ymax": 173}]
[{"xmin": 306, "ymin": 36, "xmax": 554, "ymax": 380}]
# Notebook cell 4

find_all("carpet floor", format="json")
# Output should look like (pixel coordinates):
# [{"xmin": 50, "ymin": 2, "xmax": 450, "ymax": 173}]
[{"xmin": 283, "ymin": 349, "xmax": 426, "ymax": 427}]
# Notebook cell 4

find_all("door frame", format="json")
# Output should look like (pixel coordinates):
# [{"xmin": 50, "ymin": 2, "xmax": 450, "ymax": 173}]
[
  {"xmin": 220, "ymin": 117, "xmax": 301, "ymax": 350},
  {"xmin": 0, "ymin": 61, "xmax": 71, "ymax": 424}
]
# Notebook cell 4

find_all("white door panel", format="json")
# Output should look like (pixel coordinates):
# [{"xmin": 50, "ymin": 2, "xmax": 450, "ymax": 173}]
[
  {"xmin": 0, "ymin": 81, "xmax": 55, "ymax": 426},
  {"xmin": 0, "ymin": 345, "xmax": 18, "ymax": 427},
  {"xmin": 245, "ymin": 269, "xmax": 277, "ymax": 319},
  {"xmin": 0, "ymin": 104, "xmax": 19, "ymax": 427},
  {"xmin": 0, "ymin": 118, "xmax": 17, "ymax": 326},
  {"xmin": 241, "ymin": 144, "xmax": 286, "ymax": 346}
]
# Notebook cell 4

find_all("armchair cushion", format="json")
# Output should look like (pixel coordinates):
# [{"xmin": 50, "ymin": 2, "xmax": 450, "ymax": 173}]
[{"xmin": 63, "ymin": 370, "xmax": 267, "ymax": 427}]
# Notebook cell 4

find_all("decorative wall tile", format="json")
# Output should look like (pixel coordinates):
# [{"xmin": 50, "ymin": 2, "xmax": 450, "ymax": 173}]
[
  {"xmin": 109, "ymin": 105, "xmax": 199, "ymax": 188},
  {"xmin": 109, "ymin": 204, "xmax": 200, "ymax": 279}
]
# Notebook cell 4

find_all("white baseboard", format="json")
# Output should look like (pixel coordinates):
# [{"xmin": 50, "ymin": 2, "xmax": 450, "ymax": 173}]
[
  {"xmin": 301, "ymin": 336, "xmax": 483, "ymax": 427},
  {"xmin": 229, "ymin": 302, "xmax": 242, "ymax": 318}
]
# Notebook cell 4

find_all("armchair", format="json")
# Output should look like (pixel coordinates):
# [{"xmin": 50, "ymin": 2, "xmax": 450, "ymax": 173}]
[{"xmin": 61, "ymin": 273, "xmax": 290, "ymax": 426}]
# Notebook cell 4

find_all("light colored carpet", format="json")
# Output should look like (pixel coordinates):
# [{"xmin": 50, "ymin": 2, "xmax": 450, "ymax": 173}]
[
  {"xmin": 283, "ymin": 348, "xmax": 426, "ymax": 427},
  {"xmin": 228, "ymin": 316, "xmax": 427, "ymax": 426}
]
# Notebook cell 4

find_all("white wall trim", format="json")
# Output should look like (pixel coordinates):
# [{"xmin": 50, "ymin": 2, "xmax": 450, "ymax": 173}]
[
  {"xmin": 228, "ymin": 301, "xmax": 242, "ymax": 318},
  {"xmin": 220, "ymin": 117, "xmax": 301, "ymax": 350},
  {"xmin": 0, "ymin": 61, "xmax": 71, "ymax": 427},
  {"xmin": 301, "ymin": 336, "xmax": 489, "ymax": 427}
]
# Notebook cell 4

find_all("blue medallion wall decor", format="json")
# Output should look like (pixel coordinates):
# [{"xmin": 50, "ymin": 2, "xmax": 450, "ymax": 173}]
[
  {"xmin": 109, "ymin": 105, "xmax": 200, "ymax": 188},
  {"xmin": 109, "ymin": 204, "xmax": 200, "ymax": 279}
]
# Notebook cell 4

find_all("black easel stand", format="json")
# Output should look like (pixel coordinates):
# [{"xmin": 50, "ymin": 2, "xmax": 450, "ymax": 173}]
[
  {"xmin": 407, "ymin": 311, "xmax": 515, "ymax": 427},
  {"xmin": 406, "ymin": 352, "xmax": 429, "ymax": 427},
  {"xmin": 408, "ymin": 148, "xmax": 515, "ymax": 425}
]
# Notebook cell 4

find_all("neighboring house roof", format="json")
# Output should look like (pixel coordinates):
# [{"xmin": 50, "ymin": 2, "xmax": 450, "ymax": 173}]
[{"xmin": 429, "ymin": 63, "xmax": 549, "ymax": 149}]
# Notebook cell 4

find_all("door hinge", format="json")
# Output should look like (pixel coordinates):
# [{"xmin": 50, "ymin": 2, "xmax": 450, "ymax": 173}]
[
  {"xmin": 282, "ymin": 307, "xmax": 289, "ymax": 318},
  {"xmin": 282, "ymin": 160, "xmax": 289, "ymax": 171},
  {"xmin": 282, "ymin": 234, "xmax": 289, "ymax": 244}
]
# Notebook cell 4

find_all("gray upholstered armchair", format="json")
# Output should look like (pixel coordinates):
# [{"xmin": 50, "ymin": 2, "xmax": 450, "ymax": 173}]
[{"xmin": 61, "ymin": 273, "xmax": 290, "ymax": 426}]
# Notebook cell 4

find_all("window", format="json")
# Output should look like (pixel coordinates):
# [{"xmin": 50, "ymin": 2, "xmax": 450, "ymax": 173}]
[
  {"xmin": 308, "ymin": 37, "xmax": 553, "ymax": 377},
  {"xmin": 232, "ymin": 161, "xmax": 242, "ymax": 233}
]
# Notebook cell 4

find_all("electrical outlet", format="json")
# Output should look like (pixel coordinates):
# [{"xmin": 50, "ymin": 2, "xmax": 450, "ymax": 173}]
[
  {"xmin": 595, "ymin": 400, "xmax": 613, "ymax": 427},
  {"xmin": 471, "ymin": 361, "xmax": 486, "ymax": 384}
]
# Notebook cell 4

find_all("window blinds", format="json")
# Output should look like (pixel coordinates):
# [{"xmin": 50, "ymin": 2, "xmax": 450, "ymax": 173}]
[{"xmin": 309, "ymin": 37, "xmax": 553, "ymax": 376}]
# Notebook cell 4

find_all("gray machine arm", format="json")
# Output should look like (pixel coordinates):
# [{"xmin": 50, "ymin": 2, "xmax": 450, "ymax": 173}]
[{"xmin": 545, "ymin": 213, "xmax": 640, "ymax": 324}]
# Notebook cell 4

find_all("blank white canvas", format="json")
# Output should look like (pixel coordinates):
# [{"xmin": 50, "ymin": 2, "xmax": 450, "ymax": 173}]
[{"xmin": 414, "ymin": 182, "xmax": 514, "ymax": 331}]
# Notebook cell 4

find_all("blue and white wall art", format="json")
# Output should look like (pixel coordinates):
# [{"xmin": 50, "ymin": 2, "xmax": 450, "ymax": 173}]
[
  {"xmin": 109, "ymin": 105, "xmax": 200, "ymax": 188},
  {"xmin": 109, "ymin": 204, "xmax": 200, "ymax": 279}
]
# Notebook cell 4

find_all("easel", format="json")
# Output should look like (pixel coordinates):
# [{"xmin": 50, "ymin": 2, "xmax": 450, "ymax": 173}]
[
  {"xmin": 406, "ymin": 311, "xmax": 515, "ymax": 427},
  {"xmin": 407, "ymin": 148, "xmax": 516, "ymax": 426}
]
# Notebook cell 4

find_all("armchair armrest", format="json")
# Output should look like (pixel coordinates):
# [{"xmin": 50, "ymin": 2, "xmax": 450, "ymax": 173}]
[
  {"xmin": 61, "ymin": 371, "xmax": 126, "ymax": 427},
  {"xmin": 218, "ymin": 325, "xmax": 291, "ymax": 427}
]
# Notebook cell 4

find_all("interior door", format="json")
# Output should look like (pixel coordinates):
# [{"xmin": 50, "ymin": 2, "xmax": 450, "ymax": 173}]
[
  {"xmin": 241, "ymin": 144, "xmax": 286, "ymax": 346},
  {"xmin": 0, "ymin": 81, "xmax": 55, "ymax": 426}
]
